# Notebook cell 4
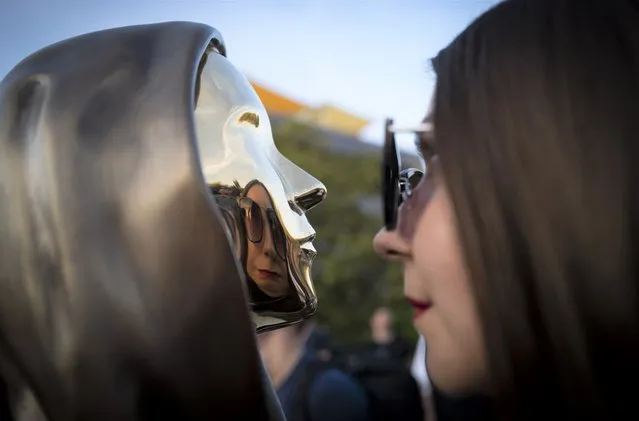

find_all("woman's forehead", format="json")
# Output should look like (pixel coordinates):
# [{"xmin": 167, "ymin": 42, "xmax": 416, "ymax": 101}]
[{"xmin": 247, "ymin": 184, "xmax": 274, "ymax": 208}]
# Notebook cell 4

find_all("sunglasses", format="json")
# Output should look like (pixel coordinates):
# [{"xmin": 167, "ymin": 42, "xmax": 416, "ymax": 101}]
[
  {"xmin": 237, "ymin": 197, "xmax": 288, "ymax": 261},
  {"xmin": 382, "ymin": 118, "xmax": 426, "ymax": 231}
]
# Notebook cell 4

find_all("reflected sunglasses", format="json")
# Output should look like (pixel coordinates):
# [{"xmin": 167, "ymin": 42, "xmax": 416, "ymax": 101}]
[
  {"xmin": 237, "ymin": 197, "xmax": 288, "ymax": 261},
  {"xmin": 382, "ymin": 118, "xmax": 427, "ymax": 231}
]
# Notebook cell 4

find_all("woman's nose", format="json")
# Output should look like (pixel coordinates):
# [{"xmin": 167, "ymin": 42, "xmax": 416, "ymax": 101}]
[
  {"xmin": 373, "ymin": 227, "xmax": 411, "ymax": 261},
  {"xmin": 261, "ymin": 224, "xmax": 276, "ymax": 256}
]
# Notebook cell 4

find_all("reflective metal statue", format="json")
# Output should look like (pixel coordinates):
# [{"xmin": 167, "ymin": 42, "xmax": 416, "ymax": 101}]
[
  {"xmin": 0, "ymin": 21, "xmax": 325, "ymax": 421},
  {"xmin": 198, "ymin": 48, "xmax": 326, "ymax": 333}
]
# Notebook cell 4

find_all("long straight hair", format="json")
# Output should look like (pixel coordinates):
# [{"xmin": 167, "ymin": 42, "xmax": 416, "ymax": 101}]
[{"xmin": 431, "ymin": 0, "xmax": 639, "ymax": 419}]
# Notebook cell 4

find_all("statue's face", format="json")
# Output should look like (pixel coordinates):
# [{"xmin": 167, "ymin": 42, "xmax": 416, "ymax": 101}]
[{"xmin": 195, "ymin": 52, "xmax": 326, "ymax": 332}]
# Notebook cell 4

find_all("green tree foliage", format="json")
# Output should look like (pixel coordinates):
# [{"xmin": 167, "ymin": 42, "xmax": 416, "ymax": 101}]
[{"xmin": 273, "ymin": 119, "xmax": 418, "ymax": 346}]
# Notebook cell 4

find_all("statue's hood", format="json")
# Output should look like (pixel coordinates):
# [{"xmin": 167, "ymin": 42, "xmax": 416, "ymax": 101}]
[{"xmin": 0, "ymin": 22, "xmax": 281, "ymax": 421}]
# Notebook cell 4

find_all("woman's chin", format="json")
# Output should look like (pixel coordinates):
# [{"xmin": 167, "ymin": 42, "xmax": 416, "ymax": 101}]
[
  {"xmin": 426, "ymin": 351, "xmax": 488, "ymax": 397},
  {"xmin": 254, "ymin": 278, "xmax": 287, "ymax": 298}
]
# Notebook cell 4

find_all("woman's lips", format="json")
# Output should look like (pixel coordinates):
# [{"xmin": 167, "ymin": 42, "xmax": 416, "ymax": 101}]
[
  {"xmin": 406, "ymin": 297, "xmax": 432, "ymax": 319},
  {"xmin": 258, "ymin": 269, "xmax": 282, "ymax": 280}
]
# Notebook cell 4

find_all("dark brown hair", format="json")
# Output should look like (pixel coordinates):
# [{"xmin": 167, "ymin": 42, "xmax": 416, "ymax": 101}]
[{"xmin": 431, "ymin": 0, "xmax": 639, "ymax": 419}]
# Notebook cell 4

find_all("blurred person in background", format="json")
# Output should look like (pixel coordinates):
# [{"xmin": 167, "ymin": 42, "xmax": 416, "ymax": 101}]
[
  {"xmin": 258, "ymin": 320, "xmax": 371, "ymax": 421},
  {"xmin": 374, "ymin": 0, "xmax": 639, "ymax": 420},
  {"xmin": 303, "ymin": 320, "xmax": 342, "ymax": 362},
  {"xmin": 363, "ymin": 306, "xmax": 413, "ymax": 364},
  {"xmin": 343, "ymin": 307, "xmax": 424, "ymax": 421}
]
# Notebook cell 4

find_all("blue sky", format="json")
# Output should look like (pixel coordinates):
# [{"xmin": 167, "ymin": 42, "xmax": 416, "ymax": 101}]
[{"xmin": 0, "ymin": 0, "xmax": 498, "ymax": 150}]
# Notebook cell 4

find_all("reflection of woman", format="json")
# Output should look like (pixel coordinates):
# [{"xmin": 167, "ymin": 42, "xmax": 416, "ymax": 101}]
[
  {"xmin": 211, "ymin": 181, "xmax": 290, "ymax": 304},
  {"xmin": 374, "ymin": 1, "xmax": 639, "ymax": 420},
  {"xmin": 243, "ymin": 180, "xmax": 289, "ymax": 299}
]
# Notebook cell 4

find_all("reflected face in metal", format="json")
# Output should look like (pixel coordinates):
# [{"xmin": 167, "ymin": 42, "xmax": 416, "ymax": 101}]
[
  {"xmin": 196, "ymin": 52, "xmax": 327, "ymax": 332},
  {"xmin": 244, "ymin": 182, "xmax": 289, "ymax": 298}
]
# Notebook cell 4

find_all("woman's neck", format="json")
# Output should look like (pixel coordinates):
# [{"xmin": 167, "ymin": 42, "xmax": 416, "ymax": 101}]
[{"xmin": 260, "ymin": 333, "xmax": 304, "ymax": 388}]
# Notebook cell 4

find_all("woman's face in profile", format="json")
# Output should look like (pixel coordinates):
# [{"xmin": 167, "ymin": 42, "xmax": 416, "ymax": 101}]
[
  {"xmin": 373, "ymin": 96, "xmax": 487, "ymax": 395},
  {"xmin": 245, "ymin": 183, "xmax": 289, "ymax": 298}
]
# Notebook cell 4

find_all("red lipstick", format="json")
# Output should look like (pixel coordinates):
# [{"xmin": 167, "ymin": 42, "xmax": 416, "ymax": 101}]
[
  {"xmin": 406, "ymin": 297, "xmax": 432, "ymax": 319},
  {"xmin": 258, "ymin": 269, "xmax": 281, "ymax": 279}
]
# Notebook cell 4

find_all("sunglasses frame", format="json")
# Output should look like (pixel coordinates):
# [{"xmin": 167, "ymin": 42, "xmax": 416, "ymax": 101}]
[
  {"xmin": 382, "ymin": 118, "xmax": 427, "ymax": 231},
  {"xmin": 238, "ymin": 196, "xmax": 287, "ymax": 261}
]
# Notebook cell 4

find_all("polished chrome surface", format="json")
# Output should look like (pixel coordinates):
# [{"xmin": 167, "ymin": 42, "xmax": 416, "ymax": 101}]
[
  {"xmin": 0, "ymin": 22, "xmax": 286, "ymax": 421},
  {"xmin": 398, "ymin": 168, "xmax": 424, "ymax": 205},
  {"xmin": 196, "ymin": 51, "xmax": 327, "ymax": 333}
]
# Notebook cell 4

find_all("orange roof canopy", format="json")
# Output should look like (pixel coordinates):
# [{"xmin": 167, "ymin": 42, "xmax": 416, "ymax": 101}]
[{"xmin": 251, "ymin": 81, "xmax": 306, "ymax": 116}]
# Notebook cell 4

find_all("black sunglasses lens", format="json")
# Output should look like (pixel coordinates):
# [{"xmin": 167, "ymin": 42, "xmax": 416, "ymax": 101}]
[
  {"xmin": 383, "ymin": 169, "xmax": 399, "ymax": 229},
  {"xmin": 269, "ymin": 213, "xmax": 287, "ymax": 261},
  {"xmin": 383, "ymin": 120, "xmax": 400, "ymax": 230},
  {"xmin": 246, "ymin": 202, "xmax": 263, "ymax": 243}
]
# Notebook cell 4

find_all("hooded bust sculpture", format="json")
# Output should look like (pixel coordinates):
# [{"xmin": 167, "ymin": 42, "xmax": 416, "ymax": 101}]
[{"xmin": 0, "ymin": 21, "xmax": 325, "ymax": 421}]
